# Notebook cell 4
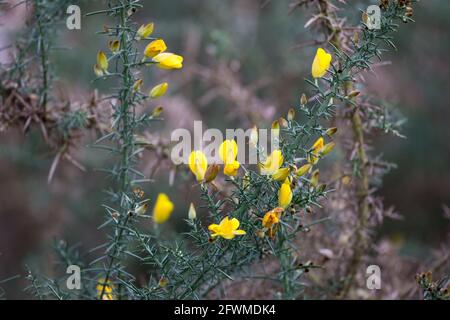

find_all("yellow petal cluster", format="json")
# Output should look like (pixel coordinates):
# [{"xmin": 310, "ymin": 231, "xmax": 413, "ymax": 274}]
[
  {"xmin": 260, "ymin": 150, "xmax": 284, "ymax": 176},
  {"xmin": 153, "ymin": 193, "xmax": 174, "ymax": 224},
  {"xmin": 308, "ymin": 137, "xmax": 324, "ymax": 165},
  {"xmin": 94, "ymin": 51, "xmax": 108, "ymax": 76},
  {"xmin": 219, "ymin": 140, "xmax": 240, "ymax": 176},
  {"xmin": 312, "ymin": 47, "xmax": 332, "ymax": 78},
  {"xmin": 208, "ymin": 216, "xmax": 246, "ymax": 240},
  {"xmin": 96, "ymin": 278, "xmax": 114, "ymax": 300},
  {"xmin": 188, "ymin": 150, "xmax": 208, "ymax": 181},
  {"xmin": 278, "ymin": 179, "xmax": 293, "ymax": 208},
  {"xmin": 262, "ymin": 207, "xmax": 283, "ymax": 229}
]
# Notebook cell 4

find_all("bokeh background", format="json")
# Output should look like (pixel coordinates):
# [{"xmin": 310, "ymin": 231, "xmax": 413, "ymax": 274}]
[{"xmin": 0, "ymin": 0, "xmax": 449, "ymax": 298}]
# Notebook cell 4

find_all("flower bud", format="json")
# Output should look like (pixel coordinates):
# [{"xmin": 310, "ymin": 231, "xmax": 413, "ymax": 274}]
[
  {"xmin": 346, "ymin": 90, "xmax": 360, "ymax": 99},
  {"xmin": 300, "ymin": 93, "xmax": 308, "ymax": 106},
  {"xmin": 108, "ymin": 40, "xmax": 120, "ymax": 53},
  {"xmin": 152, "ymin": 106, "xmax": 163, "ymax": 117},
  {"xmin": 188, "ymin": 203, "xmax": 197, "ymax": 220},
  {"xmin": 310, "ymin": 169, "xmax": 320, "ymax": 187},
  {"xmin": 135, "ymin": 202, "xmax": 149, "ymax": 215},
  {"xmin": 149, "ymin": 82, "xmax": 169, "ymax": 99},
  {"xmin": 320, "ymin": 142, "xmax": 335, "ymax": 156},
  {"xmin": 296, "ymin": 163, "xmax": 312, "ymax": 177},
  {"xmin": 287, "ymin": 108, "xmax": 295, "ymax": 121},
  {"xmin": 137, "ymin": 23, "xmax": 154, "ymax": 39},
  {"xmin": 325, "ymin": 127, "xmax": 338, "ymax": 137},
  {"xmin": 249, "ymin": 126, "xmax": 258, "ymax": 147},
  {"xmin": 204, "ymin": 164, "xmax": 219, "ymax": 183}
]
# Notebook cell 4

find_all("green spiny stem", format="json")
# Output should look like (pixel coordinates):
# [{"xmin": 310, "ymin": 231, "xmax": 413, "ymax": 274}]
[{"xmin": 99, "ymin": 0, "xmax": 137, "ymax": 300}]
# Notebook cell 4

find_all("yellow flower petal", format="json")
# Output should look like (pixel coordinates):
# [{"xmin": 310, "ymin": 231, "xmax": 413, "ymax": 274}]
[
  {"xmin": 308, "ymin": 137, "xmax": 325, "ymax": 164},
  {"xmin": 296, "ymin": 163, "xmax": 312, "ymax": 177},
  {"xmin": 144, "ymin": 39, "xmax": 167, "ymax": 58},
  {"xmin": 260, "ymin": 150, "xmax": 284, "ymax": 176},
  {"xmin": 230, "ymin": 218, "xmax": 240, "ymax": 230},
  {"xmin": 219, "ymin": 139, "xmax": 238, "ymax": 164},
  {"xmin": 208, "ymin": 224, "xmax": 220, "ymax": 232},
  {"xmin": 310, "ymin": 169, "xmax": 320, "ymax": 187},
  {"xmin": 153, "ymin": 193, "xmax": 174, "ymax": 224},
  {"xmin": 97, "ymin": 51, "xmax": 108, "ymax": 72},
  {"xmin": 153, "ymin": 52, "xmax": 183, "ymax": 70},
  {"xmin": 96, "ymin": 278, "xmax": 114, "ymax": 300},
  {"xmin": 320, "ymin": 142, "xmax": 335, "ymax": 156},
  {"xmin": 188, "ymin": 150, "xmax": 208, "ymax": 181},
  {"xmin": 272, "ymin": 167, "xmax": 290, "ymax": 182},
  {"xmin": 278, "ymin": 179, "xmax": 293, "ymax": 208},
  {"xmin": 223, "ymin": 161, "xmax": 240, "ymax": 177},
  {"xmin": 312, "ymin": 47, "xmax": 332, "ymax": 78}
]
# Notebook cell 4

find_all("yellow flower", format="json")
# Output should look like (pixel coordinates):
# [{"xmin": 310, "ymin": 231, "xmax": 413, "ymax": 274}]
[
  {"xmin": 208, "ymin": 216, "xmax": 246, "ymax": 240},
  {"xmin": 96, "ymin": 278, "xmax": 114, "ymax": 300},
  {"xmin": 260, "ymin": 150, "xmax": 284, "ymax": 176},
  {"xmin": 108, "ymin": 40, "xmax": 120, "ymax": 53},
  {"xmin": 278, "ymin": 179, "xmax": 293, "ymax": 208},
  {"xmin": 296, "ymin": 163, "xmax": 312, "ymax": 177},
  {"xmin": 153, "ymin": 52, "xmax": 183, "ymax": 69},
  {"xmin": 219, "ymin": 140, "xmax": 240, "ymax": 176},
  {"xmin": 144, "ymin": 39, "xmax": 167, "ymax": 58},
  {"xmin": 219, "ymin": 139, "xmax": 238, "ymax": 164},
  {"xmin": 223, "ymin": 160, "xmax": 240, "ymax": 177},
  {"xmin": 312, "ymin": 47, "xmax": 332, "ymax": 78},
  {"xmin": 137, "ymin": 23, "xmax": 154, "ymax": 39},
  {"xmin": 308, "ymin": 137, "xmax": 324, "ymax": 164},
  {"xmin": 262, "ymin": 207, "xmax": 283, "ymax": 229},
  {"xmin": 153, "ymin": 193, "xmax": 174, "ymax": 224},
  {"xmin": 188, "ymin": 150, "xmax": 208, "ymax": 181},
  {"xmin": 149, "ymin": 82, "xmax": 169, "ymax": 99},
  {"xmin": 272, "ymin": 167, "xmax": 290, "ymax": 182},
  {"xmin": 94, "ymin": 51, "xmax": 108, "ymax": 76},
  {"xmin": 97, "ymin": 51, "xmax": 108, "ymax": 72}
]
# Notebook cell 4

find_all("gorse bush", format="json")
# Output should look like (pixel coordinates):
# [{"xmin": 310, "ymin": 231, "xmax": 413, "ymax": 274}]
[{"xmin": 0, "ymin": 0, "xmax": 448, "ymax": 300}]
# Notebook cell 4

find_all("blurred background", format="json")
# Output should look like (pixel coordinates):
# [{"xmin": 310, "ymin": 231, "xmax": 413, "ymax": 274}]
[{"xmin": 0, "ymin": 0, "xmax": 449, "ymax": 298}]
